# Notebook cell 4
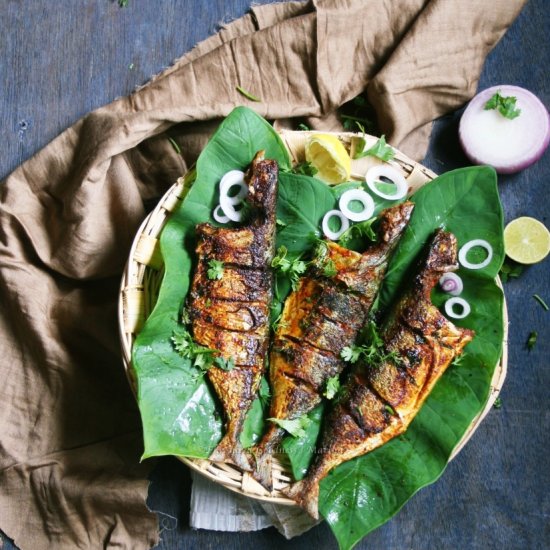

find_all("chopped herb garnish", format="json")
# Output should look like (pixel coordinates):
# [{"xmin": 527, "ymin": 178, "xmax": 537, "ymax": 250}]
[
  {"xmin": 171, "ymin": 327, "xmax": 216, "ymax": 371},
  {"xmin": 354, "ymin": 134, "xmax": 395, "ymax": 162},
  {"xmin": 207, "ymin": 259, "xmax": 224, "ymax": 280},
  {"xmin": 499, "ymin": 259, "xmax": 524, "ymax": 282},
  {"xmin": 271, "ymin": 245, "xmax": 307, "ymax": 290},
  {"xmin": 268, "ymin": 415, "xmax": 311, "ymax": 438},
  {"xmin": 168, "ymin": 137, "xmax": 181, "ymax": 156},
  {"xmin": 338, "ymin": 217, "xmax": 377, "ymax": 245},
  {"xmin": 492, "ymin": 397, "xmax": 502, "ymax": 409},
  {"xmin": 324, "ymin": 375, "xmax": 341, "ymax": 400},
  {"xmin": 484, "ymin": 91, "xmax": 521, "ymax": 120},
  {"xmin": 291, "ymin": 161, "xmax": 318, "ymax": 177},
  {"xmin": 259, "ymin": 377, "xmax": 271, "ymax": 405},
  {"xmin": 128, "ymin": 62, "xmax": 135, "ymax": 70},
  {"xmin": 297, "ymin": 123, "xmax": 310, "ymax": 131},
  {"xmin": 214, "ymin": 356, "xmax": 235, "ymax": 371},
  {"xmin": 527, "ymin": 331, "xmax": 538, "ymax": 351},
  {"xmin": 312, "ymin": 240, "xmax": 337, "ymax": 277},
  {"xmin": 533, "ymin": 294, "xmax": 549, "ymax": 311},
  {"xmin": 118, "ymin": 0, "xmax": 128, "ymax": 6},
  {"xmin": 276, "ymin": 218, "xmax": 287, "ymax": 228},
  {"xmin": 384, "ymin": 404, "xmax": 396, "ymax": 416},
  {"xmin": 236, "ymin": 86, "xmax": 261, "ymax": 102},
  {"xmin": 322, "ymin": 258, "xmax": 337, "ymax": 278}
]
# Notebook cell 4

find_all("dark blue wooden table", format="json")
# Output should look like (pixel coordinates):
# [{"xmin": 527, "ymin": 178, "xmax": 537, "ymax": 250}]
[{"xmin": 1, "ymin": 1, "xmax": 548, "ymax": 549}]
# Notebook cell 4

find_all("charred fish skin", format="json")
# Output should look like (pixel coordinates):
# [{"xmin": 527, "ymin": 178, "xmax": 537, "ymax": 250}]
[
  {"xmin": 251, "ymin": 202, "xmax": 415, "ymax": 490},
  {"xmin": 188, "ymin": 151, "xmax": 277, "ymax": 471},
  {"xmin": 285, "ymin": 229, "xmax": 474, "ymax": 520}
]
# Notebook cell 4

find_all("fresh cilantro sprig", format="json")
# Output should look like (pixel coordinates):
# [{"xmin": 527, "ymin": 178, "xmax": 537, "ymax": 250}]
[
  {"xmin": 312, "ymin": 240, "xmax": 337, "ymax": 277},
  {"xmin": 207, "ymin": 259, "xmax": 224, "ymax": 280},
  {"xmin": 323, "ymin": 375, "xmax": 341, "ymax": 400},
  {"xmin": 484, "ymin": 91, "xmax": 521, "ymax": 120},
  {"xmin": 341, "ymin": 321, "xmax": 402, "ymax": 367},
  {"xmin": 499, "ymin": 259, "xmax": 524, "ymax": 282},
  {"xmin": 268, "ymin": 415, "xmax": 311, "ymax": 438},
  {"xmin": 338, "ymin": 217, "xmax": 377, "ymax": 246},
  {"xmin": 171, "ymin": 327, "xmax": 217, "ymax": 371},
  {"xmin": 354, "ymin": 134, "xmax": 395, "ymax": 162},
  {"xmin": 271, "ymin": 245, "xmax": 307, "ymax": 290},
  {"xmin": 493, "ymin": 397, "xmax": 503, "ymax": 409},
  {"xmin": 291, "ymin": 161, "xmax": 318, "ymax": 177}
]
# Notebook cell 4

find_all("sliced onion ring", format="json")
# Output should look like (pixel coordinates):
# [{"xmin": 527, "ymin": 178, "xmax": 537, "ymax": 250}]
[
  {"xmin": 338, "ymin": 188, "xmax": 375, "ymax": 222},
  {"xmin": 439, "ymin": 273, "xmax": 464, "ymax": 296},
  {"xmin": 365, "ymin": 165, "xmax": 408, "ymax": 201},
  {"xmin": 213, "ymin": 204, "xmax": 230, "ymax": 224},
  {"xmin": 219, "ymin": 193, "xmax": 244, "ymax": 222},
  {"xmin": 458, "ymin": 239, "xmax": 493, "ymax": 270},
  {"xmin": 220, "ymin": 170, "xmax": 247, "ymax": 205},
  {"xmin": 444, "ymin": 297, "xmax": 471, "ymax": 319},
  {"xmin": 322, "ymin": 210, "xmax": 350, "ymax": 240}
]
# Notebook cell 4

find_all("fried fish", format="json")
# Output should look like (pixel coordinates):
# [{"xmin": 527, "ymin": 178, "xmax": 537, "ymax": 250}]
[
  {"xmin": 285, "ymin": 229, "xmax": 474, "ymax": 519},
  {"xmin": 188, "ymin": 151, "xmax": 277, "ymax": 471},
  {"xmin": 251, "ymin": 202, "xmax": 414, "ymax": 489}
]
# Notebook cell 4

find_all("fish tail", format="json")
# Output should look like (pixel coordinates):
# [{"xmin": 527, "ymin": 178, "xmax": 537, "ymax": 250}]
[
  {"xmin": 284, "ymin": 478, "xmax": 321, "ymax": 520},
  {"xmin": 209, "ymin": 434, "xmax": 252, "ymax": 471},
  {"xmin": 251, "ymin": 448, "xmax": 273, "ymax": 491}
]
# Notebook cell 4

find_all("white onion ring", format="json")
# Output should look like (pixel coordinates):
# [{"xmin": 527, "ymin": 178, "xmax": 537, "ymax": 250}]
[
  {"xmin": 213, "ymin": 204, "xmax": 230, "ymax": 224},
  {"xmin": 439, "ymin": 273, "xmax": 464, "ymax": 296},
  {"xmin": 338, "ymin": 188, "xmax": 375, "ymax": 222},
  {"xmin": 444, "ymin": 297, "xmax": 471, "ymax": 319},
  {"xmin": 365, "ymin": 165, "xmax": 408, "ymax": 200},
  {"xmin": 322, "ymin": 210, "xmax": 350, "ymax": 240},
  {"xmin": 219, "ymin": 170, "xmax": 247, "ymax": 205},
  {"xmin": 219, "ymin": 193, "xmax": 244, "ymax": 222},
  {"xmin": 458, "ymin": 239, "xmax": 493, "ymax": 270}
]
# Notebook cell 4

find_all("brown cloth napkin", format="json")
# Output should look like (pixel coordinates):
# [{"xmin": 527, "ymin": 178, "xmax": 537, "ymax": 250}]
[{"xmin": 0, "ymin": 1, "xmax": 525, "ymax": 548}]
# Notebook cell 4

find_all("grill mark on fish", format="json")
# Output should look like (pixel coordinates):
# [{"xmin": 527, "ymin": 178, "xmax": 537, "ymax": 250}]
[
  {"xmin": 251, "ymin": 202, "xmax": 414, "ymax": 489},
  {"xmin": 188, "ymin": 151, "xmax": 278, "ymax": 471},
  {"xmin": 284, "ymin": 229, "xmax": 475, "ymax": 519}
]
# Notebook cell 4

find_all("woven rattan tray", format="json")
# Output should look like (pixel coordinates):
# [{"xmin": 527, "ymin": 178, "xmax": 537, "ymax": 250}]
[{"xmin": 118, "ymin": 130, "xmax": 508, "ymax": 505}]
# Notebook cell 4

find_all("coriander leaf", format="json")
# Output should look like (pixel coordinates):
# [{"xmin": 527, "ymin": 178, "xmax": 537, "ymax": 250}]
[
  {"xmin": 171, "ymin": 327, "xmax": 216, "ymax": 371},
  {"xmin": 291, "ymin": 161, "xmax": 318, "ymax": 177},
  {"xmin": 322, "ymin": 258, "xmax": 337, "ymax": 278},
  {"xmin": 354, "ymin": 134, "xmax": 395, "ymax": 161},
  {"xmin": 338, "ymin": 217, "xmax": 377, "ymax": 245},
  {"xmin": 236, "ymin": 86, "xmax": 261, "ymax": 102},
  {"xmin": 214, "ymin": 356, "xmax": 235, "ymax": 371},
  {"xmin": 324, "ymin": 375, "xmax": 341, "ymax": 400},
  {"xmin": 297, "ymin": 123, "xmax": 310, "ymax": 131},
  {"xmin": 271, "ymin": 245, "xmax": 308, "ymax": 290},
  {"xmin": 259, "ymin": 377, "xmax": 271, "ymax": 404},
  {"xmin": 499, "ymin": 258, "xmax": 524, "ymax": 283},
  {"xmin": 533, "ymin": 294, "xmax": 549, "ymax": 311},
  {"xmin": 276, "ymin": 218, "xmax": 287, "ymax": 227},
  {"xmin": 492, "ymin": 397, "xmax": 503, "ymax": 409},
  {"xmin": 341, "ymin": 345, "xmax": 361, "ymax": 363},
  {"xmin": 207, "ymin": 259, "xmax": 224, "ymax": 280},
  {"xmin": 527, "ymin": 331, "xmax": 537, "ymax": 351},
  {"xmin": 385, "ymin": 404, "xmax": 396, "ymax": 415},
  {"xmin": 484, "ymin": 91, "xmax": 521, "ymax": 120},
  {"xmin": 118, "ymin": 0, "xmax": 128, "ymax": 7},
  {"xmin": 269, "ymin": 415, "xmax": 311, "ymax": 438},
  {"xmin": 312, "ymin": 241, "xmax": 337, "ymax": 277}
]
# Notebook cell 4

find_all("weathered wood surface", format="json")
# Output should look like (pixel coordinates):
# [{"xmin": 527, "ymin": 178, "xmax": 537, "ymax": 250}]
[{"xmin": 1, "ymin": 1, "xmax": 548, "ymax": 549}]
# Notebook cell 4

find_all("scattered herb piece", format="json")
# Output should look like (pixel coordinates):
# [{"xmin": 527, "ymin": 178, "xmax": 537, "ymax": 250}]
[
  {"xmin": 354, "ymin": 134, "xmax": 395, "ymax": 162},
  {"xmin": 128, "ymin": 62, "xmax": 135, "ymax": 70},
  {"xmin": 324, "ymin": 375, "xmax": 341, "ymax": 400},
  {"xmin": 171, "ymin": 327, "xmax": 216, "ymax": 371},
  {"xmin": 322, "ymin": 258, "xmax": 337, "ymax": 278},
  {"xmin": 526, "ymin": 331, "xmax": 537, "ymax": 351},
  {"xmin": 312, "ymin": 240, "xmax": 337, "ymax": 277},
  {"xmin": 168, "ymin": 137, "xmax": 181, "ymax": 156},
  {"xmin": 533, "ymin": 294, "xmax": 549, "ymax": 311},
  {"xmin": 269, "ymin": 415, "xmax": 311, "ymax": 438},
  {"xmin": 484, "ymin": 91, "xmax": 521, "ymax": 120},
  {"xmin": 499, "ymin": 258, "xmax": 524, "ymax": 282},
  {"xmin": 276, "ymin": 218, "xmax": 287, "ymax": 228},
  {"xmin": 259, "ymin": 377, "xmax": 271, "ymax": 405},
  {"xmin": 492, "ymin": 397, "xmax": 502, "ymax": 409},
  {"xmin": 271, "ymin": 245, "xmax": 307, "ymax": 290},
  {"xmin": 291, "ymin": 161, "xmax": 318, "ymax": 177},
  {"xmin": 214, "ymin": 356, "xmax": 235, "ymax": 371},
  {"xmin": 385, "ymin": 404, "xmax": 396, "ymax": 416},
  {"xmin": 297, "ymin": 123, "xmax": 310, "ymax": 131},
  {"xmin": 207, "ymin": 259, "xmax": 224, "ymax": 280},
  {"xmin": 236, "ymin": 86, "xmax": 261, "ymax": 102},
  {"xmin": 338, "ymin": 217, "xmax": 377, "ymax": 245},
  {"xmin": 118, "ymin": 0, "xmax": 128, "ymax": 7}
]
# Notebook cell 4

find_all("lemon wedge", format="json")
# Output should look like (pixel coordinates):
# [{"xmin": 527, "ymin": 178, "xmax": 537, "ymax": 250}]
[
  {"xmin": 503, "ymin": 216, "xmax": 550, "ymax": 264},
  {"xmin": 305, "ymin": 134, "xmax": 351, "ymax": 184}
]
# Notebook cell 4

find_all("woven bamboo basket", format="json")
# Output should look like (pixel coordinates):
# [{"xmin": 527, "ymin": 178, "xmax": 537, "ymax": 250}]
[{"xmin": 118, "ymin": 130, "xmax": 508, "ymax": 505}]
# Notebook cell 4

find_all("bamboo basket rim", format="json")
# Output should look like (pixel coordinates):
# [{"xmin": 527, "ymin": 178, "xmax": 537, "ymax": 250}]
[{"xmin": 118, "ymin": 130, "xmax": 508, "ymax": 506}]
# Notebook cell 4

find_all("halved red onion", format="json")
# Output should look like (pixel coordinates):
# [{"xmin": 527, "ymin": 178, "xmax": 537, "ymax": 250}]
[
  {"xmin": 439, "ymin": 273, "xmax": 463, "ymax": 296},
  {"xmin": 365, "ymin": 165, "xmax": 408, "ymax": 201},
  {"xmin": 322, "ymin": 210, "xmax": 350, "ymax": 240},
  {"xmin": 338, "ymin": 188, "xmax": 375, "ymax": 222},
  {"xmin": 213, "ymin": 204, "xmax": 230, "ymax": 224},
  {"xmin": 219, "ymin": 170, "xmax": 247, "ymax": 204},
  {"xmin": 444, "ymin": 297, "xmax": 471, "ymax": 319},
  {"xmin": 459, "ymin": 239, "xmax": 493, "ymax": 270},
  {"xmin": 459, "ymin": 85, "xmax": 550, "ymax": 174}
]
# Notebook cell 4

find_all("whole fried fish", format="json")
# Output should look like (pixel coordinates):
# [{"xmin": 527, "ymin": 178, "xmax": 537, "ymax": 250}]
[
  {"xmin": 251, "ymin": 202, "xmax": 414, "ymax": 489},
  {"xmin": 285, "ymin": 229, "xmax": 475, "ymax": 519},
  {"xmin": 188, "ymin": 151, "xmax": 277, "ymax": 471}
]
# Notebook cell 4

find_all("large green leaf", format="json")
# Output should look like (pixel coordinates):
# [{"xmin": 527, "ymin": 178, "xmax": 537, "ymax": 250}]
[{"xmin": 132, "ymin": 108, "xmax": 504, "ymax": 549}]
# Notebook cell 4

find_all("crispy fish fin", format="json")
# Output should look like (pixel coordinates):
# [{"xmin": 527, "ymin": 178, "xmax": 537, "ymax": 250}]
[
  {"xmin": 209, "ymin": 435, "xmax": 252, "ymax": 471},
  {"xmin": 284, "ymin": 479, "xmax": 320, "ymax": 520}
]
